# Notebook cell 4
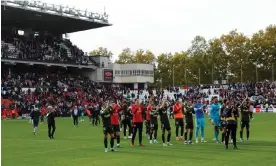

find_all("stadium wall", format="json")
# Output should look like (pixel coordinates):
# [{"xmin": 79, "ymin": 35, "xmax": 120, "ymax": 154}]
[{"xmin": 82, "ymin": 70, "xmax": 97, "ymax": 81}]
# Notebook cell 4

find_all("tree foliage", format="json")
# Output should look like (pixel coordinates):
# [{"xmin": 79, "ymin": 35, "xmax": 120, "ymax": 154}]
[
  {"xmin": 89, "ymin": 47, "xmax": 113, "ymax": 58},
  {"xmin": 115, "ymin": 48, "xmax": 156, "ymax": 64},
  {"xmin": 94, "ymin": 25, "xmax": 276, "ymax": 86}
]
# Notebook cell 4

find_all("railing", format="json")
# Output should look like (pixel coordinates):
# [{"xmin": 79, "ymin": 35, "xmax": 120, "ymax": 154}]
[{"xmin": 1, "ymin": 0, "xmax": 109, "ymax": 23}]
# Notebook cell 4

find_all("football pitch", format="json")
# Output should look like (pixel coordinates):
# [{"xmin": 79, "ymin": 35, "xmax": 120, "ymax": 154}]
[{"xmin": 2, "ymin": 114, "xmax": 276, "ymax": 166}]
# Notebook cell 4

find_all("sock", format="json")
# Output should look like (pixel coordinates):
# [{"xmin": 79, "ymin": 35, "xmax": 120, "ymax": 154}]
[
  {"xmin": 110, "ymin": 137, "xmax": 114, "ymax": 148},
  {"xmin": 117, "ymin": 135, "xmax": 120, "ymax": 144},
  {"xmin": 189, "ymin": 131, "xmax": 193, "ymax": 141},
  {"xmin": 184, "ymin": 131, "xmax": 188, "ymax": 141},
  {"xmin": 180, "ymin": 127, "xmax": 184, "ymax": 137},
  {"xmin": 240, "ymin": 130, "xmax": 243, "ymax": 139},
  {"xmin": 162, "ymin": 133, "xmax": 165, "ymax": 143},
  {"xmin": 246, "ymin": 130, "xmax": 249, "ymax": 139},
  {"xmin": 154, "ymin": 131, "xmax": 157, "ymax": 139},
  {"xmin": 222, "ymin": 132, "xmax": 225, "ymax": 142},
  {"xmin": 35, "ymin": 127, "xmax": 37, "ymax": 132},
  {"xmin": 104, "ymin": 138, "xmax": 108, "ymax": 148},
  {"xmin": 176, "ymin": 127, "xmax": 179, "ymax": 137},
  {"xmin": 167, "ymin": 133, "xmax": 171, "ymax": 143}
]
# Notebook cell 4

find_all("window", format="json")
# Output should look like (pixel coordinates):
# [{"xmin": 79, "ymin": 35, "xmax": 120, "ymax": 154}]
[
  {"xmin": 115, "ymin": 70, "xmax": 120, "ymax": 76},
  {"xmin": 133, "ymin": 70, "xmax": 136, "ymax": 76},
  {"xmin": 137, "ymin": 70, "xmax": 140, "ymax": 76},
  {"xmin": 126, "ymin": 70, "xmax": 130, "ymax": 76},
  {"xmin": 129, "ymin": 70, "xmax": 132, "ymax": 75},
  {"xmin": 145, "ymin": 70, "xmax": 149, "ymax": 76},
  {"xmin": 141, "ymin": 70, "xmax": 144, "ymax": 76}
]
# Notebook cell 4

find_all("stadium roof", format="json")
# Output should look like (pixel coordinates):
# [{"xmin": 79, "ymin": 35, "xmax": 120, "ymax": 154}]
[{"xmin": 1, "ymin": 3, "xmax": 112, "ymax": 34}]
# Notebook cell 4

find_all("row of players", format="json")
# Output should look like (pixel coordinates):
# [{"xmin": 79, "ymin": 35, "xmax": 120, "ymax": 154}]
[
  {"xmin": 100, "ymin": 96, "xmax": 253, "ymax": 152},
  {"xmin": 29, "ymin": 96, "xmax": 252, "ymax": 152}
]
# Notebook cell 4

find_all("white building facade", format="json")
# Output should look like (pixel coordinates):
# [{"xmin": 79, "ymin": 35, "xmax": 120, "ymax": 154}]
[
  {"xmin": 113, "ymin": 63, "xmax": 154, "ymax": 89},
  {"xmin": 82, "ymin": 56, "xmax": 154, "ymax": 89}
]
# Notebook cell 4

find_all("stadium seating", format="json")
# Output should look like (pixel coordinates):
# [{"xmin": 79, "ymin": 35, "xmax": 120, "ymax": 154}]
[{"xmin": 1, "ymin": 34, "xmax": 99, "ymax": 66}]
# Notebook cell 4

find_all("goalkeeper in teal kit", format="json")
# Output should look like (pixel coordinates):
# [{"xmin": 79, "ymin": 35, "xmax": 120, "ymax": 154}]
[{"xmin": 209, "ymin": 97, "xmax": 221, "ymax": 143}]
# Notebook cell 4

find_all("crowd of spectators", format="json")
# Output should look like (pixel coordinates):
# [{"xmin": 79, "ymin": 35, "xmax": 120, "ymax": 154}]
[
  {"xmin": 160, "ymin": 82, "xmax": 276, "ymax": 106},
  {"xmin": 1, "ymin": 33, "xmax": 98, "ymax": 66},
  {"xmin": 1, "ymin": 66, "xmax": 276, "ymax": 119},
  {"xmin": 1, "ymin": 68, "xmax": 124, "ymax": 118}
]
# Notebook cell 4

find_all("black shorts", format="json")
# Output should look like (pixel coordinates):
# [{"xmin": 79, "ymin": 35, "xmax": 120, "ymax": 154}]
[
  {"xmin": 122, "ymin": 119, "xmax": 131, "ymax": 124},
  {"xmin": 103, "ymin": 126, "xmax": 113, "ymax": 135},
  {"xmin": 133, "ymin": 122, "xmax": 143, "ymax": 131},
  {"xmin": 161, "ymin": 123, "xmax": 171, "ymax": 131},
  {"xmin": 175, "ymin": 118, "xmax": 184, "ymax": 127},
  {"xmin": 150, "ymin": 123, "xmax": 158, "ymax": 130},
  {"xmin": 33, "ymin": 119, "xmax": 39, "ymax": 127},
  {"xmin": 185, "ymin": 122, "xmax": 194, "ymax": 129},
  {"xmin": 112, "ymin": 125, "xmax": 120, "ymax": 132},
  {"xmin": 241, "ymin": 121, "xmax": 249, "ymax": 129}
]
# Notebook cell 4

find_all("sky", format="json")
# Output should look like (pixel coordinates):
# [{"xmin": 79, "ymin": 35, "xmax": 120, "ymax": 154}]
[{"xmin": 45, "ymin": 0, "xmax": 276, "ymax": 61}]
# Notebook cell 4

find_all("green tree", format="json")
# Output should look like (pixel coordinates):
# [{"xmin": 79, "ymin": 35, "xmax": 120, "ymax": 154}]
[
  {"xmin": 89, "ymin": 47, "xmax": 113, "ymax": 58},
  {"xmin": 155, "ymin": 53, "xmax": 173, "ymax": 87},
  {"xmin": 115, "ymin": 48, "xmax": 156, "ymax": 64},
  {"xmin": 251, "ymin": 25, "xmax": 276, "ymax": 81},
  {"xmin": 187, "ymin": 36, "xmax": 210, "ymax": 84},
  {"xmin": 115, "ymin": 48, "xmax": 135, "ymax": 64},
  {"xmin": 207, "ymin": 38, "xmax": 228, "ymax": 83},
  {"xmin": 220, "ymin": 30, "xmax": 252, "ymax": 82},
  {"xmin": 134, "ymin": 49, "xmax": 156, "ymax": 64}
]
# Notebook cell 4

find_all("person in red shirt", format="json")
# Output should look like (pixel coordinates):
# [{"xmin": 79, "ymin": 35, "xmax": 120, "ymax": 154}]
[
  {"xmin": 173, "ymin": 99, "xmax": 184, "ymax": 141},
  {"xmin": 111, "ymin": 101, "xmax": 122, "ymax": 148},
  {"xmin": 131, "ymin": 99, "xmax": 144, "ymax": 147},
  {"xmin": 40, "ymin": 107, "xmax": 46, "ymax": 123},
  {"xmin": 146, "ymin": 101, "xmax": 152, "ymax": 139}
]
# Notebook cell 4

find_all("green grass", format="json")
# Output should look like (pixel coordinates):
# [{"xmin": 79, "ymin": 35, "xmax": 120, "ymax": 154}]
[{"xmin": 2, "ymin": 114, "xmax": 276, "ymax": 166}]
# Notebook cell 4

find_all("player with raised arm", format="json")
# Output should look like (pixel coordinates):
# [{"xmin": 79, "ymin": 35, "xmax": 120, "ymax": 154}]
[
  {"xmin": 184, "ymin": 100, "xmax": 195, "ymax": 144},
  {"xmin": 240, "ymin": 97, "xmax": 253, "ymax": 142},
  {"xmin": 121, "ymin": 101, "xmax": 132, "ymax": 139},
  {"xmin": 149, "ymin": 101, "xmax": 159, "ymax": 144},
  {"xmin": 194, "ymin": 100, "xmax": 207, "ymax": 143},
  {"xmin": 131, "ymin": 99, "xmax": 145, "ymax": 147},
  {"xmin": 222, "ymin": 100, "xmax": 238, "ymax": 150},
  {"xmin": 111, "ymin": 100, "xmax": 122, "ymax": 148},
  {"xmin": 101, "ymin": 101, "xmax": 116, "ymax": 152},
  {"xmin": 159, "ymin": 99, "xmax": 173, "ymax": 146},
  {"xmin": 46, "ymin": 105, "xmax": 57, "ymax": 139},
  {"xmin": 173, "ymin": 99, "xmax": 184, "ymax": 141},
  {"xmin": 210, "ymin": 97, "xmax": 221, "ymax": 143}
]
